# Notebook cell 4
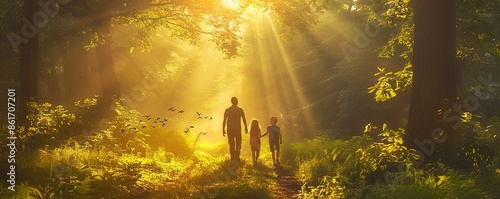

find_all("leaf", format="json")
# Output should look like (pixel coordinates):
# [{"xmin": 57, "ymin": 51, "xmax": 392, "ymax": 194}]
[
  {"xmin": 332, "ymin": 149, "xmax": 344, "ymax": 162},
  {"xmin": 364, "ymin": 123, "xmax": 372, "ymax": 133},
  {"xmin": 389, "ymin": 91, "xmax": 397, "ymax": 98},
  {"xmin": 480, "ymin": 40, "xmax": 500, "ymax": 58}
]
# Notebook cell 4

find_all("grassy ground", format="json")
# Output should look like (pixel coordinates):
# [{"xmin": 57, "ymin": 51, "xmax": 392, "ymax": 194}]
[{"xmin": 1, "ymin": 142, "xmax": 297, "ymax": 199}]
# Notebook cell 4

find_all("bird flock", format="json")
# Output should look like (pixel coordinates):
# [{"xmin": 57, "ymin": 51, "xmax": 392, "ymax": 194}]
[{"xmin": 121, "ymin": 107, "xmax": 214, "ymax": 136}]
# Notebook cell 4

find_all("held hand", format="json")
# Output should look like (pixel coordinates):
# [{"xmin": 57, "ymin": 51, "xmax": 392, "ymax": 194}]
[
  {"xmin": 223, "ymin": 131, "xmax": 226, "ymax": 137},
  {"xmin": 245, "ymin": 128, "xmax": 248, "ymax": 134}
]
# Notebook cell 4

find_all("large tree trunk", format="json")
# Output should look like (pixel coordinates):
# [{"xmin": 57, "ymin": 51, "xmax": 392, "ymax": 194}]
[
  {"xmin": 95, "ymin": 18, "xmax": 120, "ymax": 110},
  {"xmin": 406, "ymin": 0, "xmax": 458, "ymax": 165},
  {"xmin": 19, "ymin": 0, "xmax": 39, "ymax": 126}
]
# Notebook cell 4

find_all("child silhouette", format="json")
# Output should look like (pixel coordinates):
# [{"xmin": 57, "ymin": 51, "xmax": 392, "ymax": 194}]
[
  {"xmin": 261, "ymin": 116, "xmax": 282, "ymax": 166},
  {"xmin": 249, "ymin": 119, "xmax": 261, "ymax": 165}
]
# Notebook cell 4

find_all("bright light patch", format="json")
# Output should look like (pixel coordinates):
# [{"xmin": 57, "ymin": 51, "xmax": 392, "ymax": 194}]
[{"xmin": 221, "ymin": 0, "xmax": 240, "ymax": 9}]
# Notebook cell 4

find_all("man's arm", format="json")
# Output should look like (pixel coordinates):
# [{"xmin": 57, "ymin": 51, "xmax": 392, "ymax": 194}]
[
  {"xmin": 242, "ymin": 116, "xmax": 248, "ymax": 134},
  {"xmin": 241, "ymin": 108, "xmax": 248, "ymax": 134}
]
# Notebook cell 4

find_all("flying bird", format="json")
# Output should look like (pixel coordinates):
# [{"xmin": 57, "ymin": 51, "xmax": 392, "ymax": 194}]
[
  {"xmin": 169, "ymin": 107, "xmax": 176, "ymax": 111},
  {"xmin": 209, "ymin": 117, "xmax": 213, "ymax": 121},
  {"xmin": 197, "ymin": 112, "xmax": 202, "ymax": 116},
  {"xmin": 190, "ymin": 125, "xmax": 195, "ymax": 128},
  {"xmin": 178, "ymin": 110, "xmax": 184, "ymax": 113},
  {"xmin": 183, "ymin": 128, "xmax": 190, "ymax": 133},
  {"xmin": 200, "ymin": 132, "xmax": 208, "ymax": 135}
]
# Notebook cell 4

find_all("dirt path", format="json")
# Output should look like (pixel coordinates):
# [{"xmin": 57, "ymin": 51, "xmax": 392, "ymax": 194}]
[{"xmin": 271, "ymin": 165, "xmax": 302, "ymax": 198}]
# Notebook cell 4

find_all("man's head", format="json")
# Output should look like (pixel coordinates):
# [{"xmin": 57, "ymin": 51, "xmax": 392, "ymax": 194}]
[
  {"xmin": 270, "ymin": 116, "xmax": 278, "ymax": 125},
  {"xmin": 231, "ymin": 97, "xmax": 238, "ymax": 106}
]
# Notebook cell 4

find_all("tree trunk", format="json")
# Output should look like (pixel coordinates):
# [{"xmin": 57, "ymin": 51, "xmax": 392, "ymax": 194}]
[
  {"xmin": 19, "ymin": 0, "xmax": 39, "ymax": 126},
  {"xmin": 406, "ymin": 0, "xmax": 457, "ymax": 165},
  {"xmin": 63, "ymin": 38, "xmax": 91, "ymax": 103},
  {"xmin": 95, "ymin": 18, "xmax": 120, "ymax": 110}
]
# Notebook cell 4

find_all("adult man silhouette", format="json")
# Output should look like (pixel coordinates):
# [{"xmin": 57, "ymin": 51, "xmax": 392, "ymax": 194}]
[{"xmin": 222, "ymin": 97, "xmax": 248, "ymax": 162}]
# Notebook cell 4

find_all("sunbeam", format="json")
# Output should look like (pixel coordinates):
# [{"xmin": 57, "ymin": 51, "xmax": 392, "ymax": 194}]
[{"xmin": 265, "ymin": 16, "xmax": 315, "ymax": 134}]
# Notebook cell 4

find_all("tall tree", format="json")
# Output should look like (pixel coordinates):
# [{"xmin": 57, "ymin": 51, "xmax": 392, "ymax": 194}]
[
  {"xmin": 19, "ymin": 0, "xmax": 39, "ymax": 125},
  {"xmin": 406, "ymin": 0, "xmax": 458, "ymax": 164}
]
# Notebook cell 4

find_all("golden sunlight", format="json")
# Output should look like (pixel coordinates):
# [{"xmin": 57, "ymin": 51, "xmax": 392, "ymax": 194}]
[{"xmin": 221, "ymin": 0, "xmax": 240, "ymax": 9}]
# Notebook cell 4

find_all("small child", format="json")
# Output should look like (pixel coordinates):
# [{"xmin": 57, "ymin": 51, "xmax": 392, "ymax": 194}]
[
  {"xmin": 249, "ymin": 119, "xmax": 261, "ymax": 165},
  {"xmin": 261, "ymin": 116, "xmax": 282, "ymax": 166}
]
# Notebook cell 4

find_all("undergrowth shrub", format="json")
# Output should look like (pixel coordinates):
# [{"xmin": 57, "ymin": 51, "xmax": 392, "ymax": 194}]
[
  {"xmin": 297, "ymin": 121, "xmax": 500, "ymax": 199},
  {"xmin": 21, "ymin": 102, "xmax": 76, "ymax": 151},
  {"xmin": 454, "ymin": 114, "xmax": 500, "ymax": 173}
]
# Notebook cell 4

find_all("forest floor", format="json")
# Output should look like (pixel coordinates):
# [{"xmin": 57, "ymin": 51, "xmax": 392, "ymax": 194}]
[
  {"xmin": 271, "ymin": 165, "xmax": 302, "ymax": 198},
  {"xmin": 162, "ymin": 154, "xmax": 303, "ymax": 198}
]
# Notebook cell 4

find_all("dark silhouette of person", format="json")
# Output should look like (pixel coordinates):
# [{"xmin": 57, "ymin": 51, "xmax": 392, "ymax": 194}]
[{"xmin": 223, "ymin": 97, "xmax": 248, "ymax": 162}]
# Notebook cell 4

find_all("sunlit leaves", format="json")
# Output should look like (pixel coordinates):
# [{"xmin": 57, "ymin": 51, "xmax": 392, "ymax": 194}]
[
  {"xmin": 25, "ymin": 102, "xmax": 76, "ymax": 137},
  {"xmin": 357, "ymin": 124, "xmax": 412, "ymax": 175},
  {"xmin": 383, "ymin": 0, "xmax": 411, "ymax": 21},
  {"xmin": 368, "ymin": 64, "xmax": 412, "ymax": 102}
]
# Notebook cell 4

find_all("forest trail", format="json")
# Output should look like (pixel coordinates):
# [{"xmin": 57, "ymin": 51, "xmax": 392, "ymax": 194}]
[
  {"xmin": 164, "ymin": 158, "xmax": 303, "ymax": 198},
  {"xmin": 271, "ymin": 165, "xmax": 302, "ymax": 198}
]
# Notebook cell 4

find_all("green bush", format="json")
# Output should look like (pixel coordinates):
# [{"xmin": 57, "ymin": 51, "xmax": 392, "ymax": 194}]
[
  {"xmin": 21, "ymin": 102, "xmax": 76, "ymax": 151},
  {"xmin": 453, "ymin": 114, "xmax": 500, "ymax": 173}
]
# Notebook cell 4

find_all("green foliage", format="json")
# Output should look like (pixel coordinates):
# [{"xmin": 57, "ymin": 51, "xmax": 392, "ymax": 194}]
[
  {"xmin": 365, "ymin": 167, "xmax": 494, "ymax": 199},
  {"xmin": 368, "ymin": 65, "xmax": 412, "ymax": 102},
  {"xmin": 10, "ymin": 97, "xmax": 500, "ymax": 198},
  {"xmin": 357, "ymin": 124, "xmax": 413, "ymax": 176},
  {"xmin": 454, "ymin": 114, "xmax": 500, "ymax": 173},
  {"xmin": 93, "ymin": 101, "xmax": 151, "ymax": 154},
  {"xmin": 15, "ymin": 148, "xmax": 94, "ymax": 199},
  {"xmin": 282, "ymin": 136, "xmax": 371, "ymax": 184},
  {"xmin": 19, "ymin": 137, "xmax": 193, "ymax": 199},
  {"xmin": 25, "ymin": 102, "xmax": 76, "ymax": 135},
  {"xmin": 290, "ymin": 121, "xmax": 500, "ymax": 199},
  {"xmin": 367, "ymin": 0, "xmax": 500, "ymax": 104},
  {"xmin": 20, "ymin": 102, "xmax": 76, "ymax": 150},
  {"xmin": 298, "ymin": 175, "xmax": 345, "ymax": 199}
]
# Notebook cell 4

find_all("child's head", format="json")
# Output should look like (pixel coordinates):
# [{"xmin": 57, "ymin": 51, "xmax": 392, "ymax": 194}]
[
  {"xmin": 250, "ymin": 119, "xmax": 260, "ymax": 130},
  {"xmin": 270, "ymin": 116, "xmax": 278, "ymax": 125}
]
